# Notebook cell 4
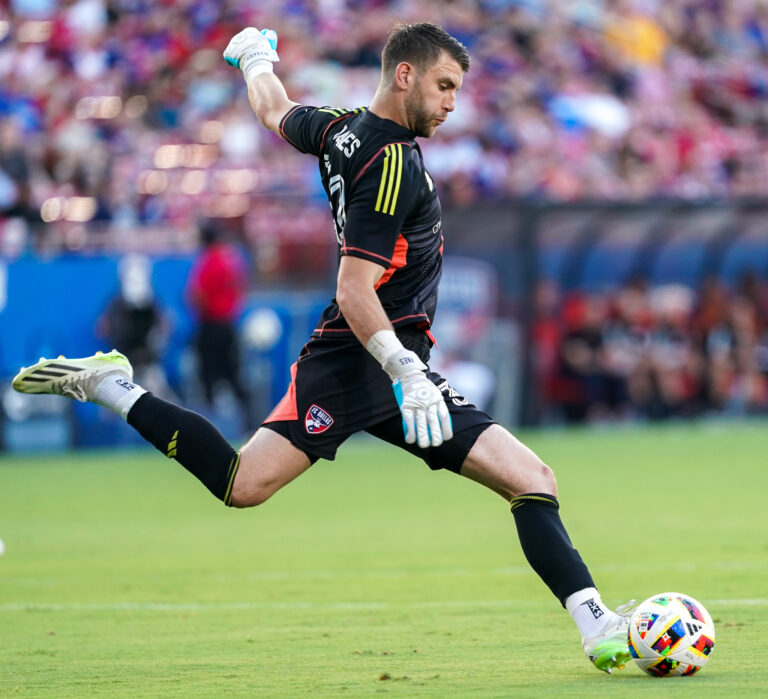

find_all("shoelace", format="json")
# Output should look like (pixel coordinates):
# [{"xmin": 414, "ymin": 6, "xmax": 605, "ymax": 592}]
[
  {"xmin": 60, "ymin": 377, "xmax": 88, "ymax": 402},
  {"xmin": 615, "ymin": 600, "xmax": 637, "ymax": 618}
]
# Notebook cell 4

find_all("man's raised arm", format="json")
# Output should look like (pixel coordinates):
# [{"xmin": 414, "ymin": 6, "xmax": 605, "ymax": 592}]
[{"xmin": 223, "ymin": 28, "xmax": 298, "ymax": 135}]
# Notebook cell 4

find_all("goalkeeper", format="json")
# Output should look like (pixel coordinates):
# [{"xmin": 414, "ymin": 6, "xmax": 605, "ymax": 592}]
[{"xmin": 13, "ymin": 22, "xmax": 632, "ymax": 674}]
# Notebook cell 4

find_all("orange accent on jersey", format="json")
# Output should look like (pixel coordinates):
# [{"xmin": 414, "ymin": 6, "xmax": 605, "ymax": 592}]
[
  {"xmin": 340, "ymin": 246, "xmax": 392, "ymax": 265},
  {"xmin": 319, "ymin": 112, "xmax": 357, "ymax": 151},
  {"xmin": 354, "ymin": 141, "xmax": 412, "ymax": 184},
  {"xmin": 264, "ymin": 362, "xmax": 299, "ymax": 422},
  {"xmin": 374, "ymin": 234, "xmax": 409, "ymax": 290},
  {"xmin": 315, "ymin": 308, "xmax": 342, "ymax": 337},
  {"xmin": 313, "ymin": 311, "xmax": 429, "ymax": 334},
  {"xmin": 279, "ymin": 105, "xmax": 304, "ymax": 149}
]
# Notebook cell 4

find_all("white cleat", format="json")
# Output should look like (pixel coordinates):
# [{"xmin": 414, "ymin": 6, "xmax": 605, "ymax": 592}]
[{"xmin": 12, "ymin": 350, "xmax": 133, "ymax": 402}]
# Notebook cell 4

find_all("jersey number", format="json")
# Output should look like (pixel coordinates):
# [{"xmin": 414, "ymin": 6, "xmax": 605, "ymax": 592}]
[{"xmin": 329, "ymin": 174, "xmax": 346, "ymax": 244}]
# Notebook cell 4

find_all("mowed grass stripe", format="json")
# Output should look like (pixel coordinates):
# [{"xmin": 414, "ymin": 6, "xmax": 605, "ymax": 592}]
[
  {"xmin": 3, "ymin": 559, "xmax": 766, "ymax": 586},
  {"xmin": 3, "ymin": 597, "xmax": 767, "ymax": 613}
]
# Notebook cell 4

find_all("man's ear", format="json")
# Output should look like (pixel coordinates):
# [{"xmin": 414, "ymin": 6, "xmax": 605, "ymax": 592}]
[{"xmin": 393, "ymin": 61, "xmax": 414, "ymax": 90}]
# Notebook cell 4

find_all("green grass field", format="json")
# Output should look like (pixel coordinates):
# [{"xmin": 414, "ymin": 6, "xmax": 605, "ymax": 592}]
[{"xmin": 1, "ymin": 420, "xmax": 767, "ymax": 697}]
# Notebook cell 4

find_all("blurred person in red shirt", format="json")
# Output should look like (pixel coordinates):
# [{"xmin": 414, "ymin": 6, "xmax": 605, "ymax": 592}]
[{"xmin": 187, "ymin": 219, "xmax": 253, "ymax": 429}]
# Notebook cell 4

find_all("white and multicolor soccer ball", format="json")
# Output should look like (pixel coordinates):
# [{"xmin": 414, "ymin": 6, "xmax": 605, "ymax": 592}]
[{"xmin": 628, "ymin": 592, "xmax": 715, "ymax": 677}]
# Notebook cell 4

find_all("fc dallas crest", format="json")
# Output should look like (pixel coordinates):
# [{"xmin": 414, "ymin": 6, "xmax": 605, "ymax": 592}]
[{"xmin": 305, "ymin": 404, "xmax": 334, "ymax": 434}]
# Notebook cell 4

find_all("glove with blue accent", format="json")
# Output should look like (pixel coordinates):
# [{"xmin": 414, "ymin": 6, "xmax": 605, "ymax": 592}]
[
  {"xmin": 223, "ymin": 28, "xmax": 279, "ymax": 83},
  {"xmin": 369, "ymin": 331, "xmax": 453, "ymax": 449}
]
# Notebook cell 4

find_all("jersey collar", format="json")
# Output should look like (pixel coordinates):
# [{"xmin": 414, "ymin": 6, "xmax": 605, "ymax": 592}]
[{"xmin": 359, "ymin": 109, "xmax": 415, "ymax": 139}]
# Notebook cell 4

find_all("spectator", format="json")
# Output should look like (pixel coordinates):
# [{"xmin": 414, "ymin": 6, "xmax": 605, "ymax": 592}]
[
  {"xmin": 533, "ymin": 275, "xmax": 768, "ymax": 424},
  {"xmin": 0, "ymin": 117, "xmax": 38, "ymax": 224},
  {"xmin": 186, "ymin": 219, "xmax": 253, "ymax": 430},
  {"xmin": 5, "ymin": 0, "xmax": 768, "ymax": 245},
  {"xmin": 98, "ymin": 253, "xmax": 177, "ymax": 401}
]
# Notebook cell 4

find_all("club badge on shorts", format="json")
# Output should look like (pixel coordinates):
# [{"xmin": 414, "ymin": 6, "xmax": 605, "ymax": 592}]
[{"xmin": 305, "ymin": 404, "xmax": 334, "ymax": 434}]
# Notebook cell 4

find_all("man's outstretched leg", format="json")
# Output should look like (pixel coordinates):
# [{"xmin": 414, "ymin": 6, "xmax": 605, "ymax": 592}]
[
  {"xmin": 12, "ymin": 350, "xmax": 311, "ymax": 507},
  {"xmin": 460, "ymin": 424, "xmax": 632, "ymax": 674}
]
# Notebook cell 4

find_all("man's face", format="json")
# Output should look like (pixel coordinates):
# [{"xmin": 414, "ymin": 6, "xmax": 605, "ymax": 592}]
[{"xmin": 404, "ymin": 51, "xmax": 463, "ymax": 138}]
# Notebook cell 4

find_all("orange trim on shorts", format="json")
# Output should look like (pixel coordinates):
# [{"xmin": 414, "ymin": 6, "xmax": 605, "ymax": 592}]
[{"xmin": 264, "ymin": 362, "xmax": 299, "ymax": 422}]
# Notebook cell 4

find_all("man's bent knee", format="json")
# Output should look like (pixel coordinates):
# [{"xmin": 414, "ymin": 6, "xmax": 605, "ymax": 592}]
[
  {"xmin": 484, "ymin": 456, "xmax": 557, "ymax": 501},
  {"xmin": 228, "ymin": 427, "xmax": 313, "ymax": 508},
  {"xmin": 229, "ymin": 482, "xmax": 274, "ymax": 508},
  {"xmin": 460, "ymin": 424, "xmax": 558, "ymax": 500},
  {"xmin": 534, "ymin": 461, "xmax": 557, "ymax": 497}
]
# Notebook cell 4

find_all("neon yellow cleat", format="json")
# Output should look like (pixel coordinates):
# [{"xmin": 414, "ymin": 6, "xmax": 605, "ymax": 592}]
[
  {"xmin": 582, "ymin": 601, "xmax": 635, "ymax": 674},
  {"xmin": 12, "ymin": 350, "xmax": 133, "ymax": 402}
]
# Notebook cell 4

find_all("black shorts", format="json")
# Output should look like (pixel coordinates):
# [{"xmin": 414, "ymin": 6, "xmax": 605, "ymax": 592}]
[{"xmin": 262, "ymin": 326, "xmax": 495, "ymax": 472}]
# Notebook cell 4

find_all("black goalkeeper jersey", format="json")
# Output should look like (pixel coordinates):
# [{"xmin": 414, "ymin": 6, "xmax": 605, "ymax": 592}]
[{"xmin": 279, "ymin": 105, "xmax": 444, "ymax": 339}]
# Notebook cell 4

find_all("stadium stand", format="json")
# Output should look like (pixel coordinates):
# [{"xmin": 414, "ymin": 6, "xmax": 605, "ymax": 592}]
[{"xmin": 3, "ymin": 0, "xmax": 768, "ymax": 233}]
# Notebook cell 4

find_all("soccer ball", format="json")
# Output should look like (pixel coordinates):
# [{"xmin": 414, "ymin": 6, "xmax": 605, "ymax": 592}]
[{"xmin": 628, "ymin": 592, "xmax": 715, "ymax": 677}]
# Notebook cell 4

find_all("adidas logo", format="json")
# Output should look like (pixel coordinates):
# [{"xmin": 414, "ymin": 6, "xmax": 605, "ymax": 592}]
[
  {"xmin": 18, "ymin": 362, "xmax": 85, "ymax": 384},
  {"xmin": 166, "ymin": 430, "xmax": 179, "ymax": 458}
]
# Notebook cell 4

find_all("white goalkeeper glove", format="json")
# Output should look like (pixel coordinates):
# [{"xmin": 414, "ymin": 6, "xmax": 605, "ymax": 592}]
[
  {"xmin": 368, "ymin": 330, "xmax": 453, "ymax": 449},
  {"xmin": 223, "ymin": 27, "xmax": 279, "ymax": 83}
]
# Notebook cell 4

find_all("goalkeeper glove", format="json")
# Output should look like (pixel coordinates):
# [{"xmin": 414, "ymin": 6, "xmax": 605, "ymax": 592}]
[
  {"xmin": 223, "ymin": 28, "xmax": 279, "ymax": 83},
  {"xmin": 368, "ymin": 331, "xmax": 453, "ymax": 449}
]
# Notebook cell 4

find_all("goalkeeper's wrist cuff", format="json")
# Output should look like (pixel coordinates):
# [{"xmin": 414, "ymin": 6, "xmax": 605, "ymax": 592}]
[
  {"xmin": 367, "ymin": 330, "xmax": 403, "ymax": 366},
  {"xmin": 242, "ymin": 60, "xmax": 273, "ymax": 83},
  {"xmin": 367, "ymin": 330, "xmax": 425, "ymax": 381}
]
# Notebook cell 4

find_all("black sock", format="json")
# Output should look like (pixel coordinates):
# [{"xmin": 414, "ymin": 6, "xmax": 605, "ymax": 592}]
[
  {"xmin": 127, "ymin": 393, "xmax": 240, "ymax": 505},
  {"xmin": 510, "ymin": 493, "xmax": 595, "ymax": 606}
]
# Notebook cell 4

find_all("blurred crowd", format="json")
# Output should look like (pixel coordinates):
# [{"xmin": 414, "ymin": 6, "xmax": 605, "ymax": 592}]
[
  {"xmin": 3, "ymin": 0, "xmax": 768, "ymax": 252},
  {"xmin": 532, "ymin": 273, "xmax": 768, "ymax": 422},
  {"xmin": 3, "ymin": 0, "xmax": 768, "ymax": 426}
]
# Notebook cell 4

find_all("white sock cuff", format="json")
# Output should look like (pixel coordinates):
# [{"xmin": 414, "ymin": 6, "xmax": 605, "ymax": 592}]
[
  {"xmin": 115, "ymin": 386, "xmax": 147, "ymax": 421},
  {"xmin": 565, "ymin": 587, "xmax": 600, "ymax": 614},
  {"xmin": 94, "ymin": 374, "xmax": 147, "ymax": 420}
]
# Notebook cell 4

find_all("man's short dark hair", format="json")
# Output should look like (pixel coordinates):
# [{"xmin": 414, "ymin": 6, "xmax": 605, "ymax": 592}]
[{"xmin": 382, "ymin": 22, "xmax": 470, "ymax": 76}]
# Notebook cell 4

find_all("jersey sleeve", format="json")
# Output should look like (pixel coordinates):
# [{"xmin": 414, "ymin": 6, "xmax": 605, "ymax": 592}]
[
  {"xmin": 279, "ymin": 105, "xmax": 347, "ymax": 156},
  {"xmin": 341, "ymin": 143, "xmax": 421, "ymax": 268}
]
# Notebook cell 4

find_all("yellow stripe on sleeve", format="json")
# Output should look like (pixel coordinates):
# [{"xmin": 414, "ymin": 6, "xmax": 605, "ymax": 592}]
[
  {"xmin": 381, "ymin": 143, "xmax": 399, "ymax": 214},
  {"xmin": 374, "ymin": 144, "xmax": 405, "ymax": 216},
  {"xmin": 374, "ymin": 145, "xmax": 391, "ymax": 213},
  {"xmin": 388, "ymin": 144, "xmax": 403, "ymax": 215}
]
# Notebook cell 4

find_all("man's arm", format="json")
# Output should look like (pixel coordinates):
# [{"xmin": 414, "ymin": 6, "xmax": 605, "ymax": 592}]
[
  {"xmin": 223, "ymin": 28, "xmax": 296, "ymax": 135},
  {"xmin": 247, "ymin": 73, "xmax": 298, "ymax": 136},
  {"xmin": 337, "ymin": 256, "xmax": 452, "ymax": 449},
  {"xmin": 335, "ymin": 256, "xmax": 391, "ymax": 346}
]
